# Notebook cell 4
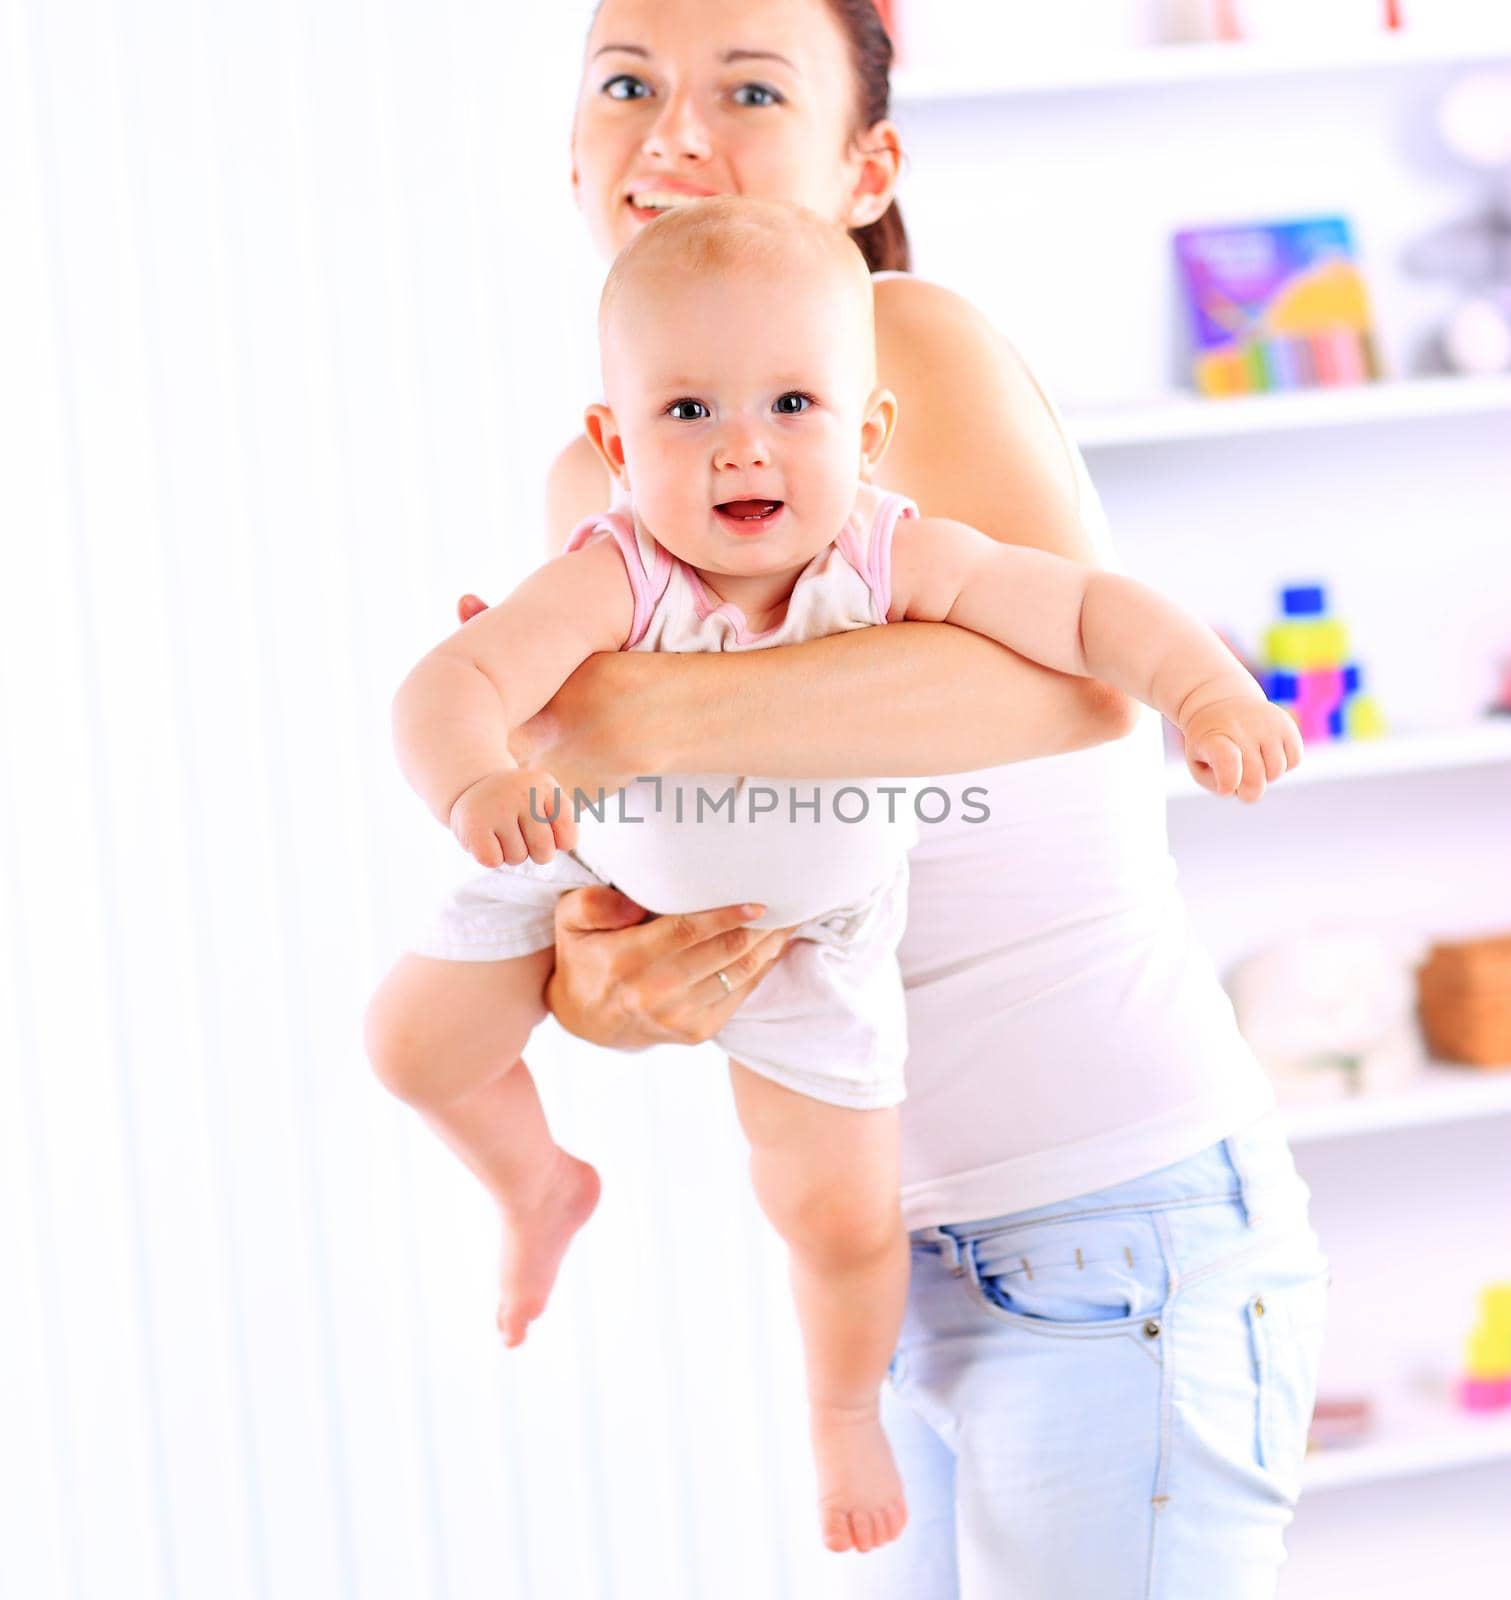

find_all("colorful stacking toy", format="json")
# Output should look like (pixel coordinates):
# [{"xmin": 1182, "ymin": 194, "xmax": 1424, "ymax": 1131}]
[
  {"xmin": 1460, "ymin": 1284, "xmax": 1511, "ymax": 1412},
  {"xmin": 1258, "ymin": 584, "xmax": 1387, "ymax": 743}
]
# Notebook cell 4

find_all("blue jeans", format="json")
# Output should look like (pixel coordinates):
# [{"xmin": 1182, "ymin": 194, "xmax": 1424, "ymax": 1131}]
[{"xmin": 845, "ymin": 1113, "xmax": 1328, "ymax": 1600}]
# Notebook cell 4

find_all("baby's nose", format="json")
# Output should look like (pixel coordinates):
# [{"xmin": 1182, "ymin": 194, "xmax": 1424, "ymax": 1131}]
[{"xmin": 715, "ymin": 426, "xmax": 770, "ymax": 470}]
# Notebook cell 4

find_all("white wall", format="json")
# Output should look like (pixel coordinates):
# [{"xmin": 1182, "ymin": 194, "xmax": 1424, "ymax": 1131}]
[
  {"xmin": 2, "ymin": 1, "xmax": 838, "ymax": 1597},
  {"xmin": 6, "ymin": 1, "xmax": 1510, "ymax": 1597}
]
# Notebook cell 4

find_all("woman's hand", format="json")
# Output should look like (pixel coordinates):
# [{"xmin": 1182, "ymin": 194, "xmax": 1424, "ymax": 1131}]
[{"xmin": 545, "ymin": 886, "xmax": 798, "ymax": 1051}]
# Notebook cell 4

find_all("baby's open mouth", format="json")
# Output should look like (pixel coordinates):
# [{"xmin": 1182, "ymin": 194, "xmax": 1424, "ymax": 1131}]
[{"xmin": 715, "ymin": 499, "xmax": 784, "ymax": 522}]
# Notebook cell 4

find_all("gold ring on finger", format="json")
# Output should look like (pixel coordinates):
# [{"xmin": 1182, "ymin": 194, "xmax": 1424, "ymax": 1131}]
[{"xmin": 715, "ymin": 968, "xmax": 733, "ymax": 996}]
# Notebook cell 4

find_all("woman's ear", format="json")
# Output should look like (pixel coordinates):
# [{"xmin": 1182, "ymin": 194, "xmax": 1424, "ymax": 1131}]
[
  {"xmin": 846, "ymin": 119, "xmax": 902, "ymax": 229},
  {"xmin": 584, "ymin": 403, "xmax": 629, "ymax": 482},
  {"xmin": 859, "ymin": 387, "xmax": 898, "ymax": 477}
]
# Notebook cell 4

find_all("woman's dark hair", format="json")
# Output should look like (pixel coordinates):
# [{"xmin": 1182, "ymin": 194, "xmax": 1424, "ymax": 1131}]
[{"xmin": 822, "ymin": 0, "xmax": 911, "ymax": 274}]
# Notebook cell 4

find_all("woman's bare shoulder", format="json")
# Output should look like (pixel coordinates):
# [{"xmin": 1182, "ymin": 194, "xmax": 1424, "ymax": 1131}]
[
  {"xmin": 872, "ymin": 271, "xmax": 987, "ymax": 336},
  {"xmin": 872, "ymin": 276, "xmax": 1050, "ymax": 431},
  {"xmin": 870, "ymin": 275, "xmax": 1089, "ymax": 559},
  {"xmin": 545, "ymin": 434, "xmax": 613, "ymax": 556}
]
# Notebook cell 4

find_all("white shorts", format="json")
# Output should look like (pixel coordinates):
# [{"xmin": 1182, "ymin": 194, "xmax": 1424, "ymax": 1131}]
[{"xmin": 413, "ymin": 852, "xmax": 910, "ymax": 1110}]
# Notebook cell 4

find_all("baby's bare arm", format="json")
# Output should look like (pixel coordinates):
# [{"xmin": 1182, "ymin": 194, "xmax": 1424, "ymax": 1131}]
[
  {"xmin": 891, "ymin": 516, "xmax": 1259, "ymax": 725},
  {"xmin": 890, "ymin": 516, "xmax": 1301, "ymax": 797},
  {"xmin": 393, "ymin": 540, "xmax": 633, "ymax": 823}
]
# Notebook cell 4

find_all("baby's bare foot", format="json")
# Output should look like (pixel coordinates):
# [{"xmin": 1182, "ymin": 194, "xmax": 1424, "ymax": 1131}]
[
  {"xmin": 811, "ymin": 1400, "xmax": 908, "ymax": 1554},
  {"xmin": 496, "ymin": 1149, "xmax": 600, "ymax": 1348}
]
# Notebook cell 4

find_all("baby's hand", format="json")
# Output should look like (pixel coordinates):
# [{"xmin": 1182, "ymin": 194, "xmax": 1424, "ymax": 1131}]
[
  {"xmin": 1181, "ymin": 695, "xmax": 1302, "ymax": 803},
  {"xmin": 450, "ymin": 768, "xmax": 578, "ymax": 867}
]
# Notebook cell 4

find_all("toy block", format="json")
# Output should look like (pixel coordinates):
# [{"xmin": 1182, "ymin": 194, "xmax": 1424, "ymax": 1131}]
[
  {"xmin": 1297, "ymin": 668, "xmax": 1346, "ymax": 711},
  {"xmin": 1282, "ymin": 585, "xmax": 1326, "ymax": 617},
  {"xmin": 1265, "ymin": 619, "xmax": 1350, "ymax": 671},
  {"xmin": 1466, "ymin": 1327, "xmax": 1511, "ymax": 1381},
  {"xmin": 1344, "ymin": 695, "xmax": 1388, "ymax": 739},
  {"xmin": 1342, "ymin": 662, "xmax": 1362, "ymax": 696},
  {"xmin": 1459, "ymin": 1377, "xmax": 1511, "ymax": 1411},
  {"xmin": 1480, "ymin": 1284, "xmax": 1511, "ymax": 1324},
  {"xmin": 1262, "ymin": 670, "xmax": 1299, "ymax": 704}
]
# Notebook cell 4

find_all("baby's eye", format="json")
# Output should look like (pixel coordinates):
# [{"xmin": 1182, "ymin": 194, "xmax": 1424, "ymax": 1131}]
[
  {"xmin": 732, "ymin": 82, "xmax": 782, "ymax": 108},
  {"xmin": 773, "ymin": 392, "xmax": 813, "ymax": 415},
  {"xmin": 602, "ymin": 73, "xmax": 651, "ymax": 101},
  {"xmin": 667, "ymin": 399, "xmax": 709, "ymax": 421}
]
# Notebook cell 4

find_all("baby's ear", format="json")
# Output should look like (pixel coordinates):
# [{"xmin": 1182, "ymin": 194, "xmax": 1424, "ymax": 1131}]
[
  {"xmin": 584, "ymin": 404, "xmax": 629, "ymax": 482},
  {"xmin": 859, "ymin": 387, "xmax": 898, "ymax": 477}
]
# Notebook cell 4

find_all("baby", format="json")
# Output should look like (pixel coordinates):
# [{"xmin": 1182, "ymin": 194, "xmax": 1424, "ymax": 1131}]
[{"xmin": 364, "ymin": 197, "xmax": 1301, "ymax": 1556}]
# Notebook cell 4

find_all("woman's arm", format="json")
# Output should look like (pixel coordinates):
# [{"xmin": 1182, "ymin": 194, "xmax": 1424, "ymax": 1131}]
[
  {"xmin": 512, "ymin": 304, "xmax": 1140, "ymax": 789},
  {"xmin": 513, "ymin": 626, "xmax": 1126, "ymax": 788}
]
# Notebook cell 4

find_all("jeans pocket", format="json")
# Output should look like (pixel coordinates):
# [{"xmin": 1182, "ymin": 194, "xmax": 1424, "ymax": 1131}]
[
  {"xmin": 1246, "ymin": 1262, "xmax": 1329, "ymax": 1498},
  {"xmin": 968, "ymin": 1214, "xmax": 1170, "ymax": 1329}
]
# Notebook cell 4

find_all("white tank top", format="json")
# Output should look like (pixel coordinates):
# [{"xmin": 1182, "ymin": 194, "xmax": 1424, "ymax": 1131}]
[{"xmin": 869, "ymin": 276, "xmax": 1274, "ymax": 1226}]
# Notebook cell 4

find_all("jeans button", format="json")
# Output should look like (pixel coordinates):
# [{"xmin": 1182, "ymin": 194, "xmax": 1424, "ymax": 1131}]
[{"xmin": 1143, "ymin": 1319, "xmax": 1161, "ymax": 1339}]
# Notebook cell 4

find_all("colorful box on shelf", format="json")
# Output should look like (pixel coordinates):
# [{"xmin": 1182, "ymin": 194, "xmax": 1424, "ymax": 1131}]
[
  {"xmin": 1175, "ymin": 217, "xmax": 1384, "ymax": 398},
  {"xmin": 1258, "ymin": 584, "xmax": 1386, "ymax": 743}
]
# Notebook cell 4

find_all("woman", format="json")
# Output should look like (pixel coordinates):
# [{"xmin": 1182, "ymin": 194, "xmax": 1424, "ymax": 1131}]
[{"xmin": 477, "ymin": 1, "xmax": 1328, "ymax": 1594}]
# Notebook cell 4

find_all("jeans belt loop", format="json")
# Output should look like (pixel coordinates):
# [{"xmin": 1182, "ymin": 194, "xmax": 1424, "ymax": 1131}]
[
  {"xmin": 938, "ymin": 1230, "xmax": 966, "ymax": 1277},
  {"xmin": 1223, "ymin": 1133, "xmax": 1258, "ymax": 1228}
]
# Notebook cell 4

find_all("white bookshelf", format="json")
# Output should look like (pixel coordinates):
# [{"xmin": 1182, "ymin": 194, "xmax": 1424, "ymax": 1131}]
[
  {"xmin": 897, "ymin": 26, "xmax": 1511, "ymax": 1592},
  {"xmin": 1164, "ymin": 722, "xmax": 1511, "ymax": 798},
  {"xmin": 1303, "ymin": 1391, "xmax": 1511, "ymax": 1493},
  {"xmin": 1281, "ymin": 1065, "xmax": 1511, "ymax": 1146},
  {"xmin": 1069, "ymin": 374, "xmax": 1511, "ymax": 449},
  {"xmin": 893, "ymin": 32, "xmax": 1511, "ymax": 104}
]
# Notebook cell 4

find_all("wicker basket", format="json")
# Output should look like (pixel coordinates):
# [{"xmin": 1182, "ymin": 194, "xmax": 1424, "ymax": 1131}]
[{"xmin": 1418, "ymin": 936, "xmax": 1511, "ymax": 1067}]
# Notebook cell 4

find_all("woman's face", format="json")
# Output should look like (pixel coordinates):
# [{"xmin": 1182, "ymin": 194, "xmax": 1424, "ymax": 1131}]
[{"xmin": 572, "ymin": 0, "xmax": 898, "ymax": 262}]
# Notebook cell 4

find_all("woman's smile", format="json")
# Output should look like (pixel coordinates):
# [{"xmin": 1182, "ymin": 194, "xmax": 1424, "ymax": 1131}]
[{"xmin": 625, "ymin": 176, "xmax": 722, "ymax": 223}]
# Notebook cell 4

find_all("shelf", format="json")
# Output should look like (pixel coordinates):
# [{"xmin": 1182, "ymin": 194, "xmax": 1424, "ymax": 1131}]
[
  {"xmin": 1282, "ymin": 1066, "xmax": 1511, "ymax": 1146},
  {"xmin": 1303, "ymin": 1391, "xmax": 1511, "ymax": 1493},
  {"xmin": 1165, "ymin": 723, "xmax": 1511, "ymax": 799},
  {"xmin": 1068, "ymin": 375, "xmax": 1511, "ymax": 448},
  {"xmin": 893, "ymin": 32, "xmax": 1511, "ymax": 104}
]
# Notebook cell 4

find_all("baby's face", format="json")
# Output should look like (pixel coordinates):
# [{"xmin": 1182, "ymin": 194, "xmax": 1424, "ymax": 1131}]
[{"xmin": 598, "ymin": 268, "xmax": 881, "ymax": 578}]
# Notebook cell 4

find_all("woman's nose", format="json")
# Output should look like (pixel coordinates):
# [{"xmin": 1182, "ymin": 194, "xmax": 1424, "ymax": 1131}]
[{"xmin": 640, "ymin": 90, "xmax": 713, "ymax": 164}]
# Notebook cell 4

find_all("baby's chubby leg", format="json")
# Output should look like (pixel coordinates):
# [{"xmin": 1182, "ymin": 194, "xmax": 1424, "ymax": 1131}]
[
  {"xmin": 728, "ymin": 1061, "xmax": 909, "ymax": 1556},
  {"xmin": 364, "ymin": 950, "xmax": 599, "ymax": 1346}
]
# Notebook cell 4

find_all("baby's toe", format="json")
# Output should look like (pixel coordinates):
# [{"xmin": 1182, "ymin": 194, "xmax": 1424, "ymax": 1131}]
[
  {"xmin": 496, "ymin": 1301, "xmax": 534, "ymax": 1348},
  {"xmin": 849, "ymin": 1511, "xmax": 878, "ymax": 1553},
  {"xmin": 822, "ymin": 1508, "xmax": 854, "ymax": 1553}
]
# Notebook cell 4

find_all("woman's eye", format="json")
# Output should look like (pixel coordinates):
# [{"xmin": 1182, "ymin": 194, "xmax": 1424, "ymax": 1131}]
[
  {"xmin": 603, "ymin": 73, "xmax": 651, "ymax": 101},
  {"xmin": 773, "ymin": 392, "xmax": 812, "ymax": 415},
  {"xmin": 668, "ymin": 400, "xmax": 709, "ymax": 421},
  {"xmin": 732, "ymin": 82, "xmax": 782, "ymax": 108}
]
